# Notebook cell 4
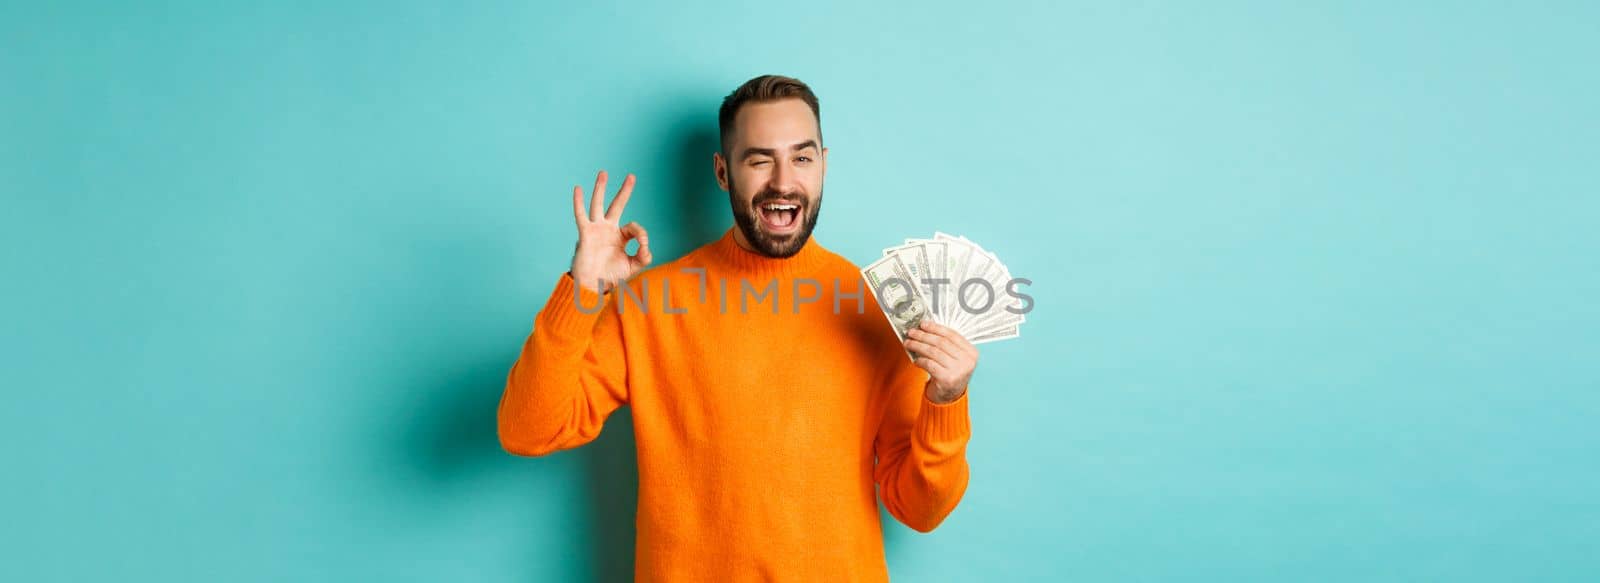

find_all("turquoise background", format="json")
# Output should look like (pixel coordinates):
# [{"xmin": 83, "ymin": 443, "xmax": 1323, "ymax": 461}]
[{"xmin": 4, "ymin": 1, "xmax": 1597, "ymax": 581}]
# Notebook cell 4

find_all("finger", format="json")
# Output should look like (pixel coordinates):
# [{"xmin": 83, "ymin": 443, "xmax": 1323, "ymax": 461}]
[
  {"xmin": 945, "ymin": 329, "xmax": 979, "ymax": 359},
  {"xmin": 621, "ymin": 222, "xmax": 653, "ymax": 266},
  {"xmin": 605, "ymin": 173, "xmax": 636, "ymax": 222},
  {"xmin": 590, "ymin": 170, "xmax": 608, "ymax": 221},
  {"xmin": 636, "ymin": 232, "xmax": 653, "ymax": 266},
  {"xmin": 904, "ymin": 337, "xmax": 956, "ymax": 365},
  {"xmin": 921, "ymin": 319, "xmax": 978, "ymax": 358},
  {"xmin": 620, "ymin": 221, "xmax": 647, "ymax": 243},
  {"xmin": 913, "ymin": 356, "xmax": 948, "ymax": 376},
  {"xmin": 572, "ymin": 185, "xmax": 587, "ymax": 225},
  {"xmin": 919, "ymin": 319, "xmax": 959, "ymax": 340},
  {"xmin": 909, "ymin": 326, "xmax": 961, "ymax": 363}
]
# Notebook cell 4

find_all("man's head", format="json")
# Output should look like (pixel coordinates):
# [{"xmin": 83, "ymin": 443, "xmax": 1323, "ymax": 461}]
[{"xmin": 714, "ymin": 75, "xmax": 827, "ymax": 258}]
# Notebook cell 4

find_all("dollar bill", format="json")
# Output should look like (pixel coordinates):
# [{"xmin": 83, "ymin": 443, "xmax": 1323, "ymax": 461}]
[
  {"xmin": 861, "ymin": 254, "xmax": 932, "ymax": 360},
  {"xmin": 882, "ymin": 242, "xmax": 943, "ymax": 325}
]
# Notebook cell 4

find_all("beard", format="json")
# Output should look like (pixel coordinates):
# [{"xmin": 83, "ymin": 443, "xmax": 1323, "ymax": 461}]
[{"xmin": 728, "ymin": 177, "xmax": 823, "ymax": 258}]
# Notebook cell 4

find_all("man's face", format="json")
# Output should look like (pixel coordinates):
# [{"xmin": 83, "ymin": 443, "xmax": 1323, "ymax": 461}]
[{"xmin": 715, "ymin": 99, "xmax": 827, "ymax": 258}]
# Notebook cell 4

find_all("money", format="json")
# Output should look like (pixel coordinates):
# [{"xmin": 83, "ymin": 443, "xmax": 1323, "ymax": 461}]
[
  {"xmin": 862, "ymin": 233, "xmax": 1027, "ymax": 349},
  {"xmin": 862, "ymin": 254, "xmax": 931, "ymax": 360}
]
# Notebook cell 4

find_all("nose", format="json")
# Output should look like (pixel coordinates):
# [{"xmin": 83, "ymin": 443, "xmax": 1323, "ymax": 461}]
[{"xmin": 769, "ymin": 157, "xmax": 800, "ymax": 196}]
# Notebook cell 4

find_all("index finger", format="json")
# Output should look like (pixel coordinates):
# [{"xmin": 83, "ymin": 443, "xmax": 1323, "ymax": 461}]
[
  {"xmin": 605, "ymin": 173, "xmax": 636, "ymax": 222},
  {"xmin": 920, "ymin": 319, "xmax": 978, "ymax": 357}
]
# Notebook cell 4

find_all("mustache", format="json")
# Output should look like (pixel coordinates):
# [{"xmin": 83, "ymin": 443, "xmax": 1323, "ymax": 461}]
[{"xmin": 752, "ymin": 192, "xmax": 807, "ymax": 206}]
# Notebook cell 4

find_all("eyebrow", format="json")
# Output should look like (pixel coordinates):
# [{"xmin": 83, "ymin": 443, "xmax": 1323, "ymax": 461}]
[{"xmin": 740, "ymin": 140, "xmax": 819, "ymax": 161}]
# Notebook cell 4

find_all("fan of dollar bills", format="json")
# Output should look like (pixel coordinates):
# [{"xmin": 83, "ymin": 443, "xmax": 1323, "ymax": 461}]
[{"xmin": 861, "ymin": 232, "xmax": 1025, "ymax": 348}]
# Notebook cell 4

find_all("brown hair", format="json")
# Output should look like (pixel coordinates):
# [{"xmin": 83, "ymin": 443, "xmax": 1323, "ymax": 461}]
[{"xmin": 718, "ymin": 74, "xmax": 822, "ymax": 156}]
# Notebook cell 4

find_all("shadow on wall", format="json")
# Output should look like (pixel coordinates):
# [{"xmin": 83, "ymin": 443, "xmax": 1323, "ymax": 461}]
[{"xmin": 661, "ymin": 111, "xmax": 728, "ymax": 254}]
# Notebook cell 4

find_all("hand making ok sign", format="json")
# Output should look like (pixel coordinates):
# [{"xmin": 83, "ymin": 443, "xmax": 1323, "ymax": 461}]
[{"xmin": 569, "ymin": 170, "xmax": 652, "ymax": 293}]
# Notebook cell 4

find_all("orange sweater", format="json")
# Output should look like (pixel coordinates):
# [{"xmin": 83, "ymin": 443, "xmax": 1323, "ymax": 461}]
[{"xmin": 499, "ymin": 228, "xmax": 972, "ymax": 582}]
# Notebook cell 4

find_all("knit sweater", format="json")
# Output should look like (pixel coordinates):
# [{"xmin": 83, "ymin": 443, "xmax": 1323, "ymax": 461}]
[{"xmin": 499, "ymin": 227, "xmax": 972, "ymax": 582}]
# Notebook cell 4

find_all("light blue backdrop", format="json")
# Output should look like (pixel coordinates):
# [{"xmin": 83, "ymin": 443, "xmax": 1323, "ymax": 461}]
[{"xmin": 4, "ymin": 1, "xmax": 1596, "ymax": 581}]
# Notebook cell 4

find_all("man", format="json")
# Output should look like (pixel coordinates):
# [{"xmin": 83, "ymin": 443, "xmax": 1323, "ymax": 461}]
[{"xmin": 499, "ymin": 74, "xmax": 979, "ymax": 582}]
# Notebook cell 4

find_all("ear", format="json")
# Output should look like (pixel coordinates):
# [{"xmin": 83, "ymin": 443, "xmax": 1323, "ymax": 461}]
[
  {"xmin": 821, "ymin": 146, "xmax": 828, "ymax": 175},
  {"xmin": 713, "ymin": 151, "xmax": 729, "ymax": 192}
]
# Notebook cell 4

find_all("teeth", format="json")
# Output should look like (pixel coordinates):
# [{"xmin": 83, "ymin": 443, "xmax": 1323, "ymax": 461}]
[{"xmin": 763, "ymin": 204, "xmax": 798, "ymax": 211}]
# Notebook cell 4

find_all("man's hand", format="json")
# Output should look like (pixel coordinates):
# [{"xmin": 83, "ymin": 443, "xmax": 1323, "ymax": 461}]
[
  {"xmin": 904, "ymin": 320, "xmax": 978, "ymax": 404},
  {"xmin": 570, "ymin": 170, "xmax": 652, "ymax": 293}
]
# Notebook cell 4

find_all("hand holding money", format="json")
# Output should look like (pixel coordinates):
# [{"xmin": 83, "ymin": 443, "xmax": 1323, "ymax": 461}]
[
  {"xmin": 862, "ymin": 232, "xmax": 1026, "ymax": 399},
  {"xmin": 905, "ymin": 320, "xmax": 978, "ymax": 404}
]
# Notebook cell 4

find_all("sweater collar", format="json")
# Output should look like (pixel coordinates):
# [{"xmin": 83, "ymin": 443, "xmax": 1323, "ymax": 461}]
[{"xmin": 706, "ymin": 227, "xmax": 830, "ymax": 280}]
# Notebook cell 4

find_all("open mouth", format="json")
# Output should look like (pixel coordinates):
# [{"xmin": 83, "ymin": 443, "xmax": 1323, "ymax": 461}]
[{"xmin": 756, "ymin": 201, "xmax": 803, "ymax": 234}]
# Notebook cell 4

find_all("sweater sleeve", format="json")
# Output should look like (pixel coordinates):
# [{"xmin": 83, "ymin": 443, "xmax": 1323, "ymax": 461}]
[
  {"xmin": 498, "ymin": 272, "xmax": 630, "ymax": 457},
  {"xmin": 871, "ymin": 357, "xmax": 972, "ymax": 533}
]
